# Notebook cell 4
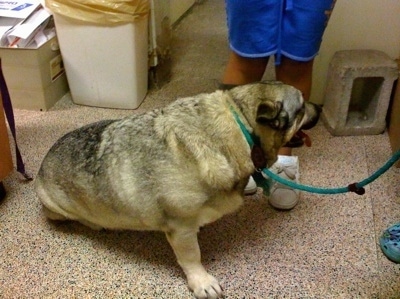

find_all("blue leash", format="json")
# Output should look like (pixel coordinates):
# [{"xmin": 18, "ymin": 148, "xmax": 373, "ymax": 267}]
[{"xmin": 231, "ymin": 107, "xmax": 400, "ymax": 196}]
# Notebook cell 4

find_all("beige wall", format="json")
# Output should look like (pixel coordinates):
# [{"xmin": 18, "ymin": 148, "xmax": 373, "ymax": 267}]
[
  {"xmin": 311, "ymin": 0, "xmax": 400, "ymax": 104},
  {"xmin": 149, "ymin": 0, "xmax": 195, "ymax": 68}
]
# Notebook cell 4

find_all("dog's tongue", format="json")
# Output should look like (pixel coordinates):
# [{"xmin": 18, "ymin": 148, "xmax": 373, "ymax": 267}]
[{"xmin": 297, "ymin": 130, "xmax": 312, "ymax": 147}]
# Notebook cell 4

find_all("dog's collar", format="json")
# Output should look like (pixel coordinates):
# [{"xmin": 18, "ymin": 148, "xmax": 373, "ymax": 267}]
[
  {"xmin": 229, "ymin": 106, "xmax": 255, "ymax": 147},
  {"xmin": 230, "ymin": 107, "xmax": 267, "ymax": 169}
]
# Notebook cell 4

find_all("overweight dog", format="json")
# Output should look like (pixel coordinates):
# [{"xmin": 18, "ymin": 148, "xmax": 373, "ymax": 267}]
[{"xmin": 36, "ymin": 81, "xmax": 320, "ymax": 299}]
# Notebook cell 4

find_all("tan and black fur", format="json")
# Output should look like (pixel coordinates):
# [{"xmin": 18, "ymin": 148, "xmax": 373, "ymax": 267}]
[{"xmin": 35, "ymin": 81, "xmax": 320, "ymax": 299}]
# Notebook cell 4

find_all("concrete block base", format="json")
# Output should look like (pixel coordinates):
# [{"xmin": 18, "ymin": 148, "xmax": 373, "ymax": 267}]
[{"xmin": 322, "ymin": 50, "xmax": 398, "ymax": 136}]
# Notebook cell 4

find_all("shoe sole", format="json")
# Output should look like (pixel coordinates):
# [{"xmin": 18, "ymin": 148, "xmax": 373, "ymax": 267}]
[
  {"xmin": 244, "ymin": 186, "xmax": 258, "ymax": 195},
  {"xmin": 268, "ymin": 200, "xmax": 298, "ymax": 210}
]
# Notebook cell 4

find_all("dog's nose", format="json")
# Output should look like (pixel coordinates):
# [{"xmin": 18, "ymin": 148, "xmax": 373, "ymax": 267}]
[{"xmin": 300, "ymin": 102, "xmax": 321, "ymax": 130}]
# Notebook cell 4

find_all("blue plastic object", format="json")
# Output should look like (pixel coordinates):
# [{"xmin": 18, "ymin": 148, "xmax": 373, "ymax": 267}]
[{"xmin": 379, "ymin": 223, "xmax": 400, "ymax": 264}]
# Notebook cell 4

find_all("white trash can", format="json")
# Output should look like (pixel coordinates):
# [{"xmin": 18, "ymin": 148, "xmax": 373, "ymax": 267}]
[{"xmin": 47, "ymin": 0, "xmax": 150, "ymax": 109}]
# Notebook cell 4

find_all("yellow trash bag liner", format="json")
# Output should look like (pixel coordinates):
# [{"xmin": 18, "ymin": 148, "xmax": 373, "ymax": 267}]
[{"xmin": 45, "ymin": 0, "xmax": 150, "ymax": 25}]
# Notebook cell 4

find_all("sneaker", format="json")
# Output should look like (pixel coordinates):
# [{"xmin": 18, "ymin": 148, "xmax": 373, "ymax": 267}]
[
  {"xmin": 379, "ymin": 223, "xmax": 400, "ymax": 263},
  {"xmin": 268, "ymin": 155, "xmax": 300, "ymax": 210},
  {"xmin": 244, "ymin": 176, "xmax": 257, "ymax": 195}
]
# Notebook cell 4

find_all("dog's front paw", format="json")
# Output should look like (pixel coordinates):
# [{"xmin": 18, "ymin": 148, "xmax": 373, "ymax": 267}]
[{"xmin": 188, "ymin": 273, "xmax": 224, "ymax": 299}]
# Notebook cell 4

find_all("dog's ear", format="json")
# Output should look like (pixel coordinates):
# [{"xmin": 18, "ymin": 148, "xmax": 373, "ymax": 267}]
[{"xmin": 256, "ymin": 101, "xmax": 288, "ymax": 130}]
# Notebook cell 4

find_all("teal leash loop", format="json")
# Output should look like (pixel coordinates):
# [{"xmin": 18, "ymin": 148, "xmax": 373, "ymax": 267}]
[
  {"xmin": 261, "ymin": 149, "xmax": 400, "ymax": 195},
  {"xmin": 230, "ymin": 106, "xmax": 400, "ymax": 196}
]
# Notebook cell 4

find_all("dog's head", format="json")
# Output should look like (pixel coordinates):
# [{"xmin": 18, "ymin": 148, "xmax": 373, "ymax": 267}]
[{"xmin": 228, "ymin": 81, "xmax": 321, "ymax": 167}]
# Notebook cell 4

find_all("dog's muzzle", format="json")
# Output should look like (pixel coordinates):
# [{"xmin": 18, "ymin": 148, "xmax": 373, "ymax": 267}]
[
  {"xmin": 284, "ymin": 102, "xmax": 321, "ymax": 148},
  {"xmin": 301, "ymin": 102, "xmax": 321, "ymax": 131}
]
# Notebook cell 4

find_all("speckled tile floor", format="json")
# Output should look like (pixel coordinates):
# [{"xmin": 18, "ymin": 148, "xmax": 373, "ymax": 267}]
[{"xmin": 1, "ymin": 1, "xmax": 400, "ymax": 298}]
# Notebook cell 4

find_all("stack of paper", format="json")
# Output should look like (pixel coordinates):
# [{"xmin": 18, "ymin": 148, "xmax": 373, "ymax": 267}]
[{"xmin": 0, "ymin": 0, "xmax": 55, "ymax": 48}]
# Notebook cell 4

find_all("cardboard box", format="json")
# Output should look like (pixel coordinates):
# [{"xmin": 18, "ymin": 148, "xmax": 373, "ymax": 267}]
[
  {"xmin": 0, "ymin": 36, "xmax": 69, "ymax": 111},
  {"xmin": 0, "ymin": 98, "xmax": 13, "ymax": 181},
  {"xmin": 388, "ymin": 68, "xmax": 400, "ymax": 167}
]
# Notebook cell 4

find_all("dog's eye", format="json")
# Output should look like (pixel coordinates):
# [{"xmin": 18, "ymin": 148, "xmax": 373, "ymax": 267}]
[
  {"xmin": 257, "ymin": 115, "xmax": 285, "ymax": 129},
  {"xmin": 268, "ymin": 115, "xmax": 288, "ymax": 130},
  {"xmin": 270, "ymin": 119, "xmax": 281, "ymax": 129},
  {"xmin": 256, "ymin": 102, "xmax": 289, "ymax": 130}
]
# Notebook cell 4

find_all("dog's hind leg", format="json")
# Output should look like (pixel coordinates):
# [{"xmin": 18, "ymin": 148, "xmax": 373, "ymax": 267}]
[
  {"xmin": 78, "ymin": 219, "xmax": 103, "ymax": 231},
  {"xmin": 42, "ymin": 205, "xmax": 103, "ymax": 230},
  {"xmin": 165, "ymin": 228, "xmax": 223, "ymax": 299},
  {"xmin": 42, "ymin": 205, "xmax": 67, "ymax": 221}
]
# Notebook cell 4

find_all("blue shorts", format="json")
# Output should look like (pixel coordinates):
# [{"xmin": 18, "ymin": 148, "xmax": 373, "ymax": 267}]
[{"xmin": 226, "ymin": 0, "xmax": 335, "ymax": 64}]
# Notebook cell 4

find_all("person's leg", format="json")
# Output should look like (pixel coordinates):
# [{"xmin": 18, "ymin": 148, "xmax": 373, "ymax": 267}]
[
  {"xmin": 222, "ymin": 51, "xmax": 270, "ymax": 195},
  {"xmin": 276, "ymin": 56, "xmax": 314, "ymax": 101},
  {"xmin": 222, "ymin": 51, "xmax": 269, "ymax": 85},
  {"xmin": 268, "ymin": 0, "xmax": 334, "ymax": 208},
  {"xmin": 267, "ymin": 56, "xmax": 314, "ymax": 209},
  {"xmin": 223, "ymin": 0, "xmax": 280, "ymax": 86},
  {"xmin": 275, "ymin": 56, "xmax": 314, "ymax": 156}
]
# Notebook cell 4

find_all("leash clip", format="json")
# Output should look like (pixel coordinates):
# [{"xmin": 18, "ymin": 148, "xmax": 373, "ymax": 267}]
[{"xmin": 348, "ymin": 183, "xmax": 365, "ymax": 195}]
